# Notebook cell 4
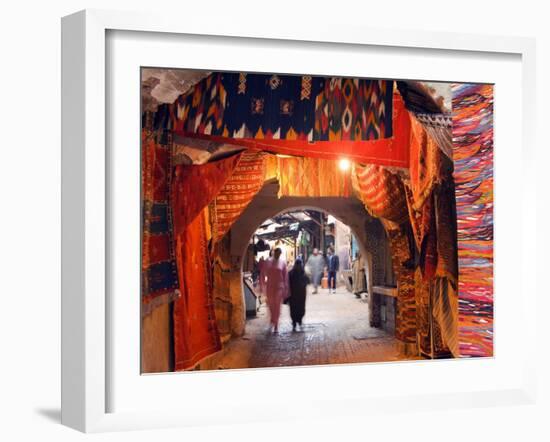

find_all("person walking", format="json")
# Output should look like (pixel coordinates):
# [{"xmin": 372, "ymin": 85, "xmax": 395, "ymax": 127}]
[
  {"xmin": 327, "ymin": 247, "xmax": 339, "ymax": 294},
  {"xmin": 305, "ymin": 248, "xmax": 325, "ymax": 294},
  {"xmin": 351, "ymin": 251, "xmax": 367, "ymax": 298},
  {"xmin": 288, "ymin": 258, "xmax": 310, "ymax": 331},
  {"xmin": 259, "ymin": 247, "xmax": 289, "ymax": 333}
]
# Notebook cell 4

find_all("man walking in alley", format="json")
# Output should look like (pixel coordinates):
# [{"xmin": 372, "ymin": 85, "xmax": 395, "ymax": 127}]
[
  {"xmin": 305, "ymin": 248, "xmax": 325, "ymax": 294},
  {"xmin": 327, "ymin": 247, "xmax": 339, "ymax": 294}
]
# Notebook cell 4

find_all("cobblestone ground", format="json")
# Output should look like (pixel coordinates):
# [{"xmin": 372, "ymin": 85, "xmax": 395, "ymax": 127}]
[{"xmin": 215, "ymin": 285, "xmax": 419, "ymax": 370}]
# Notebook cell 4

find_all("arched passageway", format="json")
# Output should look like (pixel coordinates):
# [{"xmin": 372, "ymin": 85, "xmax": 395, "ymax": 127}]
[
  {"xmin": 196, "ymin": 180, "xmax": 414, "ymax": 370},
  {"xmin": 227, "ymin": 179, "xmax": 379, "ymax": 335}
]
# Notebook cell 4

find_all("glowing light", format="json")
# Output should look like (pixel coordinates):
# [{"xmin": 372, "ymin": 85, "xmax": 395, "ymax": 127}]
[{"xmin": 338, "ymin": 158, "xmax": 351, "ymax": 172}]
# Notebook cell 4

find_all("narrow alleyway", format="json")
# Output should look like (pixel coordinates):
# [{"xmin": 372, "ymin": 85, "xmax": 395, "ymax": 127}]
[{"xmin": 214, "ymin": 286, "xmax": 419, "ymax": 370}]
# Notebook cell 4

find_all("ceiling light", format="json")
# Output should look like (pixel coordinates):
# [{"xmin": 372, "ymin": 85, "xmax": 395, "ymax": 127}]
[{"xmin": 338, "ymin": 158, "xmax": 351, "ymax": 172}]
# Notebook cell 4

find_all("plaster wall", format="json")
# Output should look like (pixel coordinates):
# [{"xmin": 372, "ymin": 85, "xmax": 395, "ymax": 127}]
[{"xmin": 141, "ymin": 303, "xmax": 172, "ymax": 373}]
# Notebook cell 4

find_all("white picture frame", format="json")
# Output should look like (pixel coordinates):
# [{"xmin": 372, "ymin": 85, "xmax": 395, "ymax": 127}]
[{"xmin": 61, "ymin": 9, "xmax": 538, "ymax": 433}]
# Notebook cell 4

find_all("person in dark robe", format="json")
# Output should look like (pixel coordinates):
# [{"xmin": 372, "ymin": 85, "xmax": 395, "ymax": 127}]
[{"xmin": 288, "ymin": 258, "xmax": 310, "ymax": 331}]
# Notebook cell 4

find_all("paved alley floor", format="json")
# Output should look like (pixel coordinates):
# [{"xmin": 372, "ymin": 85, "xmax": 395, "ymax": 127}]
[{"xmin": 214, "ymin": 286, "xmax": 419, "ymax": 370}]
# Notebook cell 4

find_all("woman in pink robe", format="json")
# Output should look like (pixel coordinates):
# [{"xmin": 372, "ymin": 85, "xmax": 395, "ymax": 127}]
[{"xmin": 259, "ymin": 248, "xmax": 289, "ymax": 333}]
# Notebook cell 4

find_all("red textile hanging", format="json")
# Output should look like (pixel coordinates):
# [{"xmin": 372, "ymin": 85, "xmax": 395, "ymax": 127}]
[
  {"xmin": 171, "ymin": 153, "xmax": 242, "ymax": 236},
  {"xmin": 141, "ymin": 130, "xmax": 179, "ymax": 311},
  {"xmin": 171, "ymin": 154, "xmax": 244, "ymax": 370},
  {"xmin": 173, "ymin": 210, "xmax": 221, "ymax": 370}
]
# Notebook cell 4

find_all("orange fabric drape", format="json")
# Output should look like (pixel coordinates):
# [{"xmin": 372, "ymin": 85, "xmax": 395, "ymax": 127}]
[
  {"xmin": 212, "ymin": 151, "xmax": 267, "ymax": 242},
  {"xmin": 348, "ymin": 94, "xmax": 414, "ymax": 224},
  {"xmin": 408, "ymin": 116, "xmax": 443, "ymax": 210},
  {"xmin": 173, "ymin": 209, "xmax": 221, "ymax": 370},
  {"xmin": 171, "ymin": 154, "xmax": 243, "ymax": 370},
  {"xmin": 352, "ymin": 163, "xmax": 408, "ymax": 224},
  {"xmin": 276, "ymin": 156, "xmax": 352, "ymax": 198}
]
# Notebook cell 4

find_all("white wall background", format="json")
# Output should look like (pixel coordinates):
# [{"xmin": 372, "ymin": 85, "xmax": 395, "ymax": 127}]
[{"xmin": 0, "ymin": 0, "xmax": 548, "ymax": 440}]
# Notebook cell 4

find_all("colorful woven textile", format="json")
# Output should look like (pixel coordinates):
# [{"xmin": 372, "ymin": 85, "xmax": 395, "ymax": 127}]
[
  {"xmin": 171, "ymin": 153, "xmax": 242, "ymax": 236},
  {"xmin": 415, "ymin": 267, "xmax": 457, "ymax": 357},
  {"xmin": 183, "ymin": 90, "xmax": 410, "ymax": 168},
  {"xmin": 313, "ymin": 77, "xmax": 392, "ymax": 140},
  {"xmin": 419, "ymin": 193, "xmax": 438, "ymax": 281},
  {"xmin": 277, "ymin": 156, "xmax": 352, "ymax": 198},
  {"xmin": 405, "ymin": 170, "xmax": 457, "ymax": 283},
  {"xmin": 174, "ymin": 72, "xmax": 393, "ymax": 142},
  {"xmin": 396, "ymin": 81, "xmax": 443, "ymax": 114},
  {"xmin": 141, "ymin": 129, "xmax": 179, "ymax": 310},
  {"xmin": 414, "ymin": 113, "xmax": 453, "ymax": 160},
  {"xmin": 409, "ymin": 115, "xmax": 443, "ymax": 210},
  {"xmin": 172, "ymin": 73, "xmax": 226, "ymax": 135},
  {"xmin": 352, "ymin": 163, "xmax": 409, "ymax": 224},
  {"xmin": 452, "ymin": 83, "xmax": 494, "ymax": 358},
  {"xmin": 404, "ymin": 185, "xmax": 426, "ymax": 251},
  {"xmin": 434, "ymin": 183, "xmax": 459, "ymax": 282},
  {"xmin": 414, "ymin": 267, "xmax": 431, "ymax": 354},
  {"xmin": 173, "ymin": 209, "xmax": 222, "ymax": 370},
  {"xmin": 431, "ymin": 277, "xmax": 458, "ymax": 357},
  {"xmin": 213, "ymin": 151, "xmax": 267, "ymax": 242},
  {"xmin": 388, "ymin": 229, "xmax": 416, "ymax": 343},
  {"xmin": 157, "ymin": 90, "xmax": 411, "ymax": 167}
]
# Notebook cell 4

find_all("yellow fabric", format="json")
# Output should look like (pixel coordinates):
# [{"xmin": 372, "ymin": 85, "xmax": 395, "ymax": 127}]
[
  {"xmin": 276, "ymin": 156, "xmax": 351, "ymax": 198},
  {"xmin": 264, "ymin": 153, "xmax": 279, "ymax": 181}
]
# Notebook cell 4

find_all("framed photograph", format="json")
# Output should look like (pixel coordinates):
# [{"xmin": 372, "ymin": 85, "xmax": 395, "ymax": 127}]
[{"xmin": 61, "ymin": 9, "xmax": 537, "ymax": 432}]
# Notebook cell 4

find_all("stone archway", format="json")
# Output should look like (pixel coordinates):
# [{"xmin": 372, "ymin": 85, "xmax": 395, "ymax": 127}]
[{"xmin": 224, "ymin": 179, "xmax": 388, "ymax": 337}]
